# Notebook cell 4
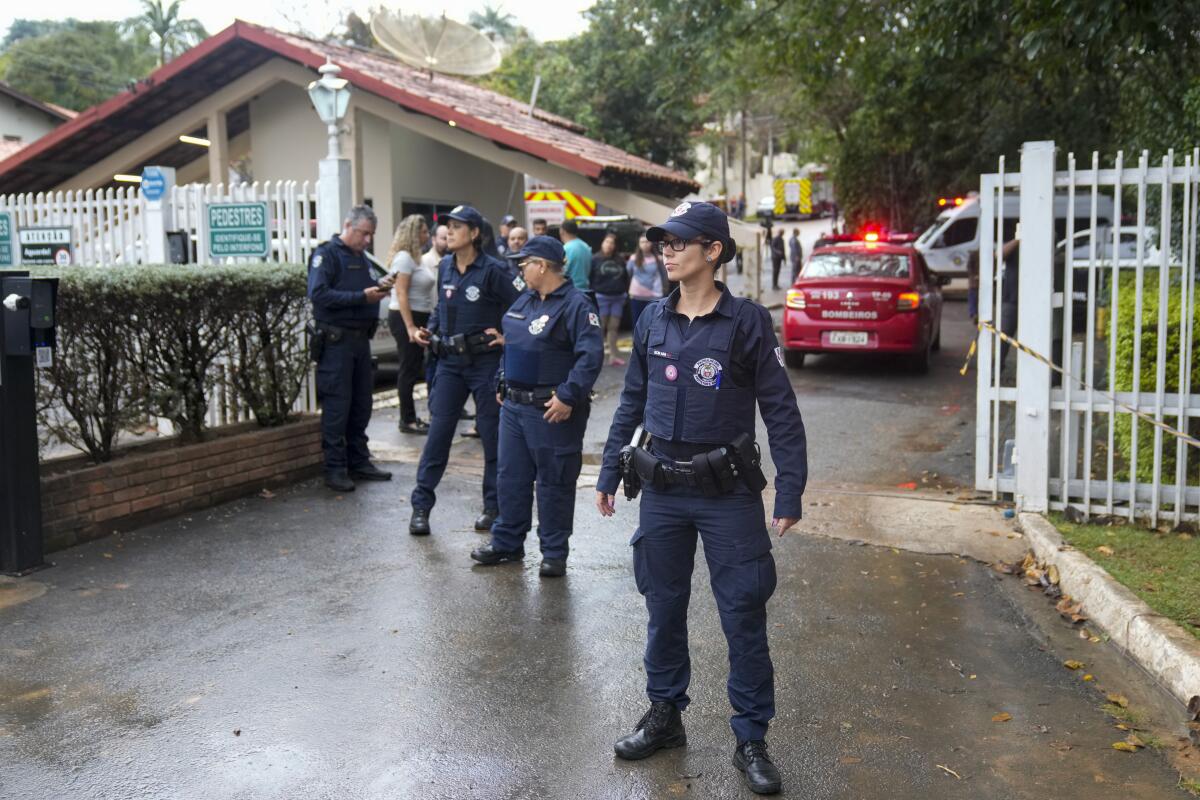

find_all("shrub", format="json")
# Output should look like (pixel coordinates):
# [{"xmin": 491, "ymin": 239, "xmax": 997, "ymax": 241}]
[
  {"xmin": 1109, "ymin": 268, "xmax": 1200, "ymax": 485},
  {"xmin": 31, "ymin": 263, "xmax": 310, "ymax": 461}
]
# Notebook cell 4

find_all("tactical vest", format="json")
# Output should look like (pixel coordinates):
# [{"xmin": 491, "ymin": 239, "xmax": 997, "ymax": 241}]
[{"xmin": 502, "ymin": 291, "xmax": 578, "ymax": 387}]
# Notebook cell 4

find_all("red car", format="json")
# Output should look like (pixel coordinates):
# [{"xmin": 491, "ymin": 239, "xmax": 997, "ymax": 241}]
[{"xmin": 782, "ymin": 235, "xmax": 947, "ymax": 371}]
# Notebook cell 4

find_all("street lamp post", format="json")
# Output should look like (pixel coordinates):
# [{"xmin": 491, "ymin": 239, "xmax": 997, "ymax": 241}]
[{"xmin": 308, "ymin": 61, "xmax": 353, "ymax": 241}]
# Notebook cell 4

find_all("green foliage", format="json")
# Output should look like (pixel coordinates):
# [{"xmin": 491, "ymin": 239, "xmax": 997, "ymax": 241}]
[
  {"xmin": 1, "ymin": 18, "xmax": 78, "ymax": 50},
  {"xmin": 469, "ymin": 4, "xmax": 518, "ymax": 43},
  {"xmin": 0, "ymin": 21, "xmax": 157, "ymax": 110},
  {"xmin": 30, "ymin": 264, "xmax": 310, "ymax": 461},
  {"xmin": 121, "ymin": 0, "xmax": 208, "ymax": 67},
  {"xmin": 1109, "ymin": 270, "xmax": 1200, "ymax": 486}
]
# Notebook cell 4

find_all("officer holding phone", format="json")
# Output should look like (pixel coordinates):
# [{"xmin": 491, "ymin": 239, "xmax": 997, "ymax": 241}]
[{"xmin": 308, "ymin": 205, "xmax": 395, "ymax": 492}]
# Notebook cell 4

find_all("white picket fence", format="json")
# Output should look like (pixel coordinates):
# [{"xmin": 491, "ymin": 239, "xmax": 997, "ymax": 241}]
[
  {"xmin": 0, "ymin": 181, "xmax": 319, "ymax": 430},
  {"xmin": 975, "ymin": 141, "xmax": 1200, "ymax": 525}
]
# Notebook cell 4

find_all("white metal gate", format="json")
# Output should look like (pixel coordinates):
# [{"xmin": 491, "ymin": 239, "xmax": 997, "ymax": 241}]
[{"xmin": 975, "ymin": 141, "xmax": 1200, "ymax": 525}]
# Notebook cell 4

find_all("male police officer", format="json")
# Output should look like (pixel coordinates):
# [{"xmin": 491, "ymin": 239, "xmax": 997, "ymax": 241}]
[{"xmin": 308, "ymin": 205, "xmax": 394, "ymax": 492}]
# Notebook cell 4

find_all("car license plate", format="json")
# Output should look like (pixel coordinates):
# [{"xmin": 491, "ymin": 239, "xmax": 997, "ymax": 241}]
[{"xmin": 829, "ymin": 331, "xmax": 869, "ymax": 346}]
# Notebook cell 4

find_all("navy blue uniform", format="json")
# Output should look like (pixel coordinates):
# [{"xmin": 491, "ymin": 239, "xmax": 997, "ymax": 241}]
[
  {"xmin": 308, "ymin": 235, "xmax": 382, "ymax": 475},
  {"xmin": 597, "ymin": 283, "xmax": 808, "ymax": 744},
  {"xmin": 411, "ymin": 251, "xmax": 523, "ymax": 512},
  {"xmin": 489, "ymin": 283, "xmax": 603, "ymax": 560}
]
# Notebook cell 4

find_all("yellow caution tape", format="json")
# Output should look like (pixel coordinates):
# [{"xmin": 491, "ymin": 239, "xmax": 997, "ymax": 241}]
[{"xmin": 962, "ymin": 320, "xmax": 1200, "ymax": 449}]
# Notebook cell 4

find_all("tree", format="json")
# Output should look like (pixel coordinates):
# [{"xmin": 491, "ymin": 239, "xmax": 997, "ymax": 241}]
[
  {"xmin": 122, "ymin": 0, "xmax": 208, "ymax": 67},
  {"xmin": 1, "ymin": 18, "xmax": 78, "ymax": 50},
  {"xmin": 0, "ymin": 21, "xmax": 157, "ymax": 111},
  {"xmin": 469, "ymin": 5, "xmax": 518, "ymax": 43}
]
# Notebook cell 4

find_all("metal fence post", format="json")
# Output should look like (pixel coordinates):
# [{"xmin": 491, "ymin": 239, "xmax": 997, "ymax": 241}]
[{"xmin": 1015, "ymin": 141, "xmax": 1056, "ymax": 512}]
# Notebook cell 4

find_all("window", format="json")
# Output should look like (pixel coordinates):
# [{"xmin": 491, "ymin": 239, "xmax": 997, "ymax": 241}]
[
  {"xmin": 2, "ymin": 134, "xmax": 21, "ymax": 143},
  {"xmin": 803, "ymin": 252, "xmax": 910, "ymax": 279},
  {"xmin": 939, "ymin": 218, "xmax": 978, "ymax": 247}
]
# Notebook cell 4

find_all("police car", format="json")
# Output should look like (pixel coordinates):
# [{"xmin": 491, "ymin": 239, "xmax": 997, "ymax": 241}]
[{"xmin": 782, "ymin": 229, "xmax": 947, "ymax": 372}]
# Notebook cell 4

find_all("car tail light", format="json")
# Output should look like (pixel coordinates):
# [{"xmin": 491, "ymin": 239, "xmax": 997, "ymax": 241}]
[
  {"xmin": 897, "ymin": 292, "xmax": 920, "ymax": 311},
  {"xmin": 786, "ymin": 289, "xmax": 807, "ymax": 310}
]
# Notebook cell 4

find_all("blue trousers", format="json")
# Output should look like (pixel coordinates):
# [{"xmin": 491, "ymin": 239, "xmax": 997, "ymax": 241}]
[
  {"xmin": 411, "ymin": 354, "xmax": 501, "ymax": 512},
  {"xmin": 316, "ymin": 334, "xmax": 373, "ymax": 474},
  {"xmin": 489, "ymin": 400, "xmax": 588, "ymax": 561},
  {"xmin": 632, "ymin": 487, "xmax": 777, "ymax": 743}
]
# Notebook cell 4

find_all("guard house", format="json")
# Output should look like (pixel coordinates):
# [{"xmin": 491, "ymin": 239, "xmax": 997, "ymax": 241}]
[{"xmin": 0, "ymin": 21, "xmax": 701, "ymax": 238}]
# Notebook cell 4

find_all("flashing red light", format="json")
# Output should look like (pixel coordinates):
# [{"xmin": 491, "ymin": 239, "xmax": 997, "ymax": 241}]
[
  {"xmin": 953, "ymin": 197, "xmax": 964, "ymax": 206},
  {"xmin": 937, "ymin": 198, "xmax": 948, "ymax": 207},
  {"xmin": 864, "ymin": 231, "xmax": 880, "ymax": 242}
]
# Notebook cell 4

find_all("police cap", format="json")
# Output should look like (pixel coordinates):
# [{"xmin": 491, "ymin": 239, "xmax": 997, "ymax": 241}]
[
  {"xmin": 445, "ymin": 204, "xmax": 484, "ymax": 228},
  {"xmin": 647, "ymin": 201, "xmax": 737, "ymax": 264},
  {"xmin": 508, "ymin": 235, "xmax": 565, "ymax": 265}
]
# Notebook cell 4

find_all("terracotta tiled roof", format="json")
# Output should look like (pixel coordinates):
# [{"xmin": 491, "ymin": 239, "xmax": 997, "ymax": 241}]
[
  {"xmin": 0, "ymin": 81, "xmax": 76, "ymax": 122},
  {"xmin": 0, "ymin": 21, "xmax": 698, "ymax": 196}
]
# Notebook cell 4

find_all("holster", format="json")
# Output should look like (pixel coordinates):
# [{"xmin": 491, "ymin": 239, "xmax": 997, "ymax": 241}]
[
  {"xmin": 307, "ymin": 322, "xmax": 325, "ymax": 363},
  {"xmin": 729, "ymin": 432, "xmax": 768, "ymax": 492},
  {"xmin": 619, "ymin": 445, "xmax": 644, "ymax": 499}
]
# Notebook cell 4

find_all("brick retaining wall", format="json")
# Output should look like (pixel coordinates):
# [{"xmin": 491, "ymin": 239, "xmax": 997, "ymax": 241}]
[{"xmin": 40, "ymin": 416, "xmax": 323, "ymax": 552}]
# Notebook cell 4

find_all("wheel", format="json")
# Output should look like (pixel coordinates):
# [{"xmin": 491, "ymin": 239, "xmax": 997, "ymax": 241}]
[
  {"xmin": 909, "ymin": 341, "xmax": 931, "ymax": 374},
  {"xmin": 931, "ymin": 325, "xmax": 942, "ymax": 352},
  {"xmin": 784, "ymin": 350, "xmax": 806, "ymax": 369}
]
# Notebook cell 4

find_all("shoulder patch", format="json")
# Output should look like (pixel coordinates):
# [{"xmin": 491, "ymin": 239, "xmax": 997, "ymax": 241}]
[
  {"xmin": 513, "ymin": 275, "xmax": 526, "ymax": 291},
  {"xmin": 310, "ymin": 253, "xmax": 323, "ymax": 269},
  {"xmin": 775, "ymin": 346, "xmax": 785, "ymax": 367},
  {"xmin": 588, "ymin": 312, "xmax": 601, "ymax": 327}
]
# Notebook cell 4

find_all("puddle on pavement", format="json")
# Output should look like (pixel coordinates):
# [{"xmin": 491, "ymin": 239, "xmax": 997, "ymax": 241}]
[
  {"xmin": 0, "ymin": 678, "xmax": 163, "ymax": 732},
  {"xmin": 0, "ymin": 578, "xmax": 47, "ymax": 610}
]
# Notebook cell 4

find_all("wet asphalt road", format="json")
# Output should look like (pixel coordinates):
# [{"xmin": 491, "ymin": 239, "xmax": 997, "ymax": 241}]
[{"xmin": 0, "ymin": 301, "xmax": 1192, "ymax": 798}]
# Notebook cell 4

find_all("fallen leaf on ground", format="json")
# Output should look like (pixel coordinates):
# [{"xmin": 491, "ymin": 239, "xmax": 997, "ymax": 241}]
[
  {"xmin": 1083, "ymin": 674, "xmax": 1095, "ymax": 682},
  {"xmin": 992, "ymin": 712, "xmax": 1013, "ymax": 723},
  {"xmin": 839, "ymin": 756, "xmax": 863, "ymax": 765},
  {"xmin": 1096, "ymin": 545, "xmax": 1116, "ymax": 556},
  {"xmin": 1125, "ymin": 733, "xmax": 1145, "ymax": 748},
  {"xmin": 259, "ymin": 488, "xmax": 275, "ymax": 499},
  {"xmin": 1063, "ymin": 660, "xmax": 1085, "ymax": 670},
  {"xmin": 1047, "ymin": 564, "xmax": 1061, "ymax": 584},
  {"xmin": 897, "ymin": 482, "xmax": 918, "ymax": 490},
  {"xmin": 936, "ymin": 764, "xmax": 962, "ymax": 779},
  {"xmin": 233, "ymin": 729, "xmax": 241, "ymax": 736},
  {"xmin": 1051, "ymin": 741, "xmax": 1072, "ymax": 752},
  {"xmin": 952, "ymin": 592, "xmax": 965, "ymax": 597},
  {"xmin": 1111, "ymin": 741, "xmax": 1138, "ymax": 752},
  {"xmin": 1106, "ymin": 693, "xmax": 1129, "ymax": 708}
]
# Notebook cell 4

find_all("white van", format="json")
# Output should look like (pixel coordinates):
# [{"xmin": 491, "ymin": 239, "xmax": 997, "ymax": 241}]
[{"xmin": 915, "ymin": 193, "xmax": 1115, "ymax": 277}]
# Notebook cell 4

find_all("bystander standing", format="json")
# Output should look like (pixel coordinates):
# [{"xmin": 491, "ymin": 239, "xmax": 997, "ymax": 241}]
[
  {"xmin": 589, "ymin": 231, "xmax": 630, "ymax": 366},
  {"xmin": 626, "ymin": 233, "xmax": 666, "ymax": 326},
  {"xmin": 385, "ymin": 214, "xmax": 437, "ymax": 435},
  {"xmin": 560, "ymin": 219, "xmax": 592, "ymax": 290}
]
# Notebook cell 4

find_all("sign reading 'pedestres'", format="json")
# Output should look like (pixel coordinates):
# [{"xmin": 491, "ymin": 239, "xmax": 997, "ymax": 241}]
[{"xmin": 208, "ymin": 202, "xmax": 270, "ymax": 258}]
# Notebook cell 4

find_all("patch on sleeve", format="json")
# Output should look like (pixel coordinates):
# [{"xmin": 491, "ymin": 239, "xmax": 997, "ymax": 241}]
[
  {"xmin": 310, "ymin": 253, "xmax": 323, "ymax": 269},
  {"xmin": 513, "ymin": 275, "xmax": 526, "ymax": 291},
  {"xmin": 588, "ymin": 312, "xmax": 601, "ymax": 327},
  {"xmin": 774, "ymin": 346, "xmax": 785, "ymax": 367}
]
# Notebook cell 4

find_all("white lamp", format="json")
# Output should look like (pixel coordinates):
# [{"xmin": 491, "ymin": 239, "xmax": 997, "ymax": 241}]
[{"xmin": 307, "ymin": 61, "xmax": 352, "ymax": 159}]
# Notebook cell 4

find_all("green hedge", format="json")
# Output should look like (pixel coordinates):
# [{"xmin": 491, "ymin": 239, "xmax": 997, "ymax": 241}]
[
  {"xmin": 1110, "ymin": 269, "xmax": 1200, "ymax": 485},
  {"xmin": 28, "ymin": 263, "xmax": 310, "ymax": 462}
]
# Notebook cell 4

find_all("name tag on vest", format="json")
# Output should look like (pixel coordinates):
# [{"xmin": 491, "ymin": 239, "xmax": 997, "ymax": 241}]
[
  {"xmin": 649, "ymin": 349, "xmax": 678, "ymax": 360},
  {"xmin": 506, "ymin": 311, "xmax": 526, "ymax": 319}
]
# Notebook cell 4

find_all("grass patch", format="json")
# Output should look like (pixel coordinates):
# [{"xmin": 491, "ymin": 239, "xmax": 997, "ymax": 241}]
[
  {"xmin": 1049, "ymin": 513, "xmax": 1200, "ymax": 640},
  {"xmin": 1180, "ymin": 777, "xmax": 1200, "ymax": 796},
  {"xmin": 1101, "ymin": 702, "xmax": 1148, "ymax": 728}
]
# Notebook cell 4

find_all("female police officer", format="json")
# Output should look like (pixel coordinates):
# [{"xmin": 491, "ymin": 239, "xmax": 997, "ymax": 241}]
[
  {"xmin": 469, "ymin": 235, "xmax": 603, "ymax": 577},
  {"xmin": 595, "ymin": 202, "xmax": 807, "ymax": 795},
  {"xmin": 409, "ymin": 205, "xmax": 522, "ymax": 536}
]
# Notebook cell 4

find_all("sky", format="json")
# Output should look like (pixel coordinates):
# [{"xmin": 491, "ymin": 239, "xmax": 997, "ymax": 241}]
[{"xmin": 0, "ymin": 0, "xmax": 593, "ymax": 44}]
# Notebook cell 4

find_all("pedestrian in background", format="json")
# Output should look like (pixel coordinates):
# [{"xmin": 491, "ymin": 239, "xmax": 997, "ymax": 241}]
[
  {"xmin": 596, "ymin": 201, "xmax": 806, "ymax": 796},
  {"xmin": 627, "ymin": 234, "xmax": 666, "ymax": 326},
  {"xmin": 560, "ymin": 219, "xmax": 592, "ymax": 290},
  {"xmin": 308, "ymin": 205, "xmax": 395, "ymax": 492},
  {"xmin": 385, "ymin": 214, "xmax": 436, "ymax": 435},
  {"xmin": 507, "ymin": 226, "xmax": 528, "ymax": 255},
  {"xmin": 480, "ymin": 217, "xmax": 502, "ymax": 259},
  {"xmin": 770, "ymin": 228, "xmax": 785, "ymax": 290},
  {"xmin": 590, "ymin": 231, "xmax": 631, "ymax": 366},
  {"xmin": 497, "ymin": 214, "xmax": 517, "ymax": 257},
  {"xmin": 422, "ymin": 223, "xmax": 449, "ymax": 270},
  {"xmin": 531, "ymin": 218, "xmax": 548, "ymax": 237},
  {"xmin": 409, "ymin": 205, "xmax": 522, "ymax": 536},
  {"xmin": 788, "ymin": 227, "xmax": 803, "ymax": 285},
  {"xmin": 470, "ymin": 235, "xmax": 603, "ymax": 577}
]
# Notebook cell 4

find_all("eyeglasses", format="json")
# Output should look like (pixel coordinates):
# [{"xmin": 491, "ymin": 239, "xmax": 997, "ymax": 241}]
[
  {"xmin": 654, "ymin": 238, "xmax": 712, "ymax": 255},
  {"xmin": 520, "ymin": 258, "xmax": 553, "ymax": 269}
]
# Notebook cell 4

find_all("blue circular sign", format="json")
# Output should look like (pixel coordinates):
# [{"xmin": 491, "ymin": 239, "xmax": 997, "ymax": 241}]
[{"xmin": 141, "ymin": 167, "xmax": 166, "ymax": 201}]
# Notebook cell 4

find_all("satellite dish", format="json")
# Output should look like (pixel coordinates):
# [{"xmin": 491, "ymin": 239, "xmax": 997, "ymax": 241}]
[{"xmin": 370, "ymin": 11, "xmax": 502, "ymax": 77}]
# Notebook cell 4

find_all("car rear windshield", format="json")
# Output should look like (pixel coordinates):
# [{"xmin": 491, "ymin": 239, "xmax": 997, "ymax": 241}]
[{"xmin": 804, "ymin": 252, "xmax": 910, "ymax": 279}]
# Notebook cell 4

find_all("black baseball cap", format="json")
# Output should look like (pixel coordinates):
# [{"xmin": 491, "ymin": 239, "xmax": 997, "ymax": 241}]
[
  {"xmin": 508, "ymin": 235, "xmax": 565, "ymax": 265},
  {"xmin": 446, "ymin": 205, "xmax": 484, "ymax": 228},
  {"xmin": 647, "ymin": 201, "xmax": 737, "ymax": 264}
]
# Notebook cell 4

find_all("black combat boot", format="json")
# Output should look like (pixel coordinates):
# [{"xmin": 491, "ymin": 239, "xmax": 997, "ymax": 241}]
[
  {"xmin": 474, "ymin": 508, "xmax": 499, "ymax": 531},
  {"xmin": 349, "ymin": 463, "xmax": 392, "ymax": 481},
  {"xmin": 613, "ymin": 701, "xmax": 686, "ymax": 760},
  {"xmin": 409, "ymin": 508, "xmax": 431, "ymax": 536},
  {"xmin": 470, "ymin": 544, "xmax": 524, "ymax": 565},
  {"xmin": 325, "ymin": 471, "xmax": 355, "ymax": 492},
  {"xmin": 732, "ymin": 739, "xmax": 782, "ymax": 795}
]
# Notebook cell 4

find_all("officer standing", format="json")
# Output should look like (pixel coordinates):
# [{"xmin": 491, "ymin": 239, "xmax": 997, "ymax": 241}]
[
  {"xmin": 308, "ymin": 205, "xmax": 395, "ymax": 492},
  {"xmin": 409, "ymin": 205, "xmax": 522, "ymax": 535},
  {"xmin": 595, "ymin": 202, "xmax": 807, "ymax": 795},
  {"xmin": 469, "ymin": 236, "xmax": 603, "ymax": 577}
]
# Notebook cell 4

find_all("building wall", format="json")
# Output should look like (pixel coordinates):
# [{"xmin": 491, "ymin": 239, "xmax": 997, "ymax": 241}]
[
  {"xmin": 389, "ymin": 123, "xmax": 523, "ymax": 227},
  {"xmin": 0, "ymin": 96, "xmax": 61, "ymax": 146},
  {"xmin": 248, "ymin": 82, "xmax": 326, "ymax": 185}
]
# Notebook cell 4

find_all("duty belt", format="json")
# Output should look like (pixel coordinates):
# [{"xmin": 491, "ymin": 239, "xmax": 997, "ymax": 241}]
[
  {"xmin": 626, "ymin": 431, "xmax": 768, "ymax": 498},
  {"xmin": 505, "ymin": 386, "xmax": 556, "ymax": 405},
  {"xmin": 315, "ymin": 322, "xmax": 374, "ymax": 341},
  {"xmin": 430, "ymin": 331, "xmax": 496, "ymax": 359}
]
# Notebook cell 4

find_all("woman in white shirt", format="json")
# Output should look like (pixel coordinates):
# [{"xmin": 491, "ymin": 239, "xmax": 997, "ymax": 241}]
[{"xmin": 385, "ymin": 214, "xmax": 438, "ymax": 434}]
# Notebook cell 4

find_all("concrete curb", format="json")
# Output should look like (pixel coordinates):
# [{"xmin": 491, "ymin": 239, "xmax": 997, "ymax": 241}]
[{"xmin": 1019, "ymin": 512, "xmax": 1200, "ymax": 708}]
